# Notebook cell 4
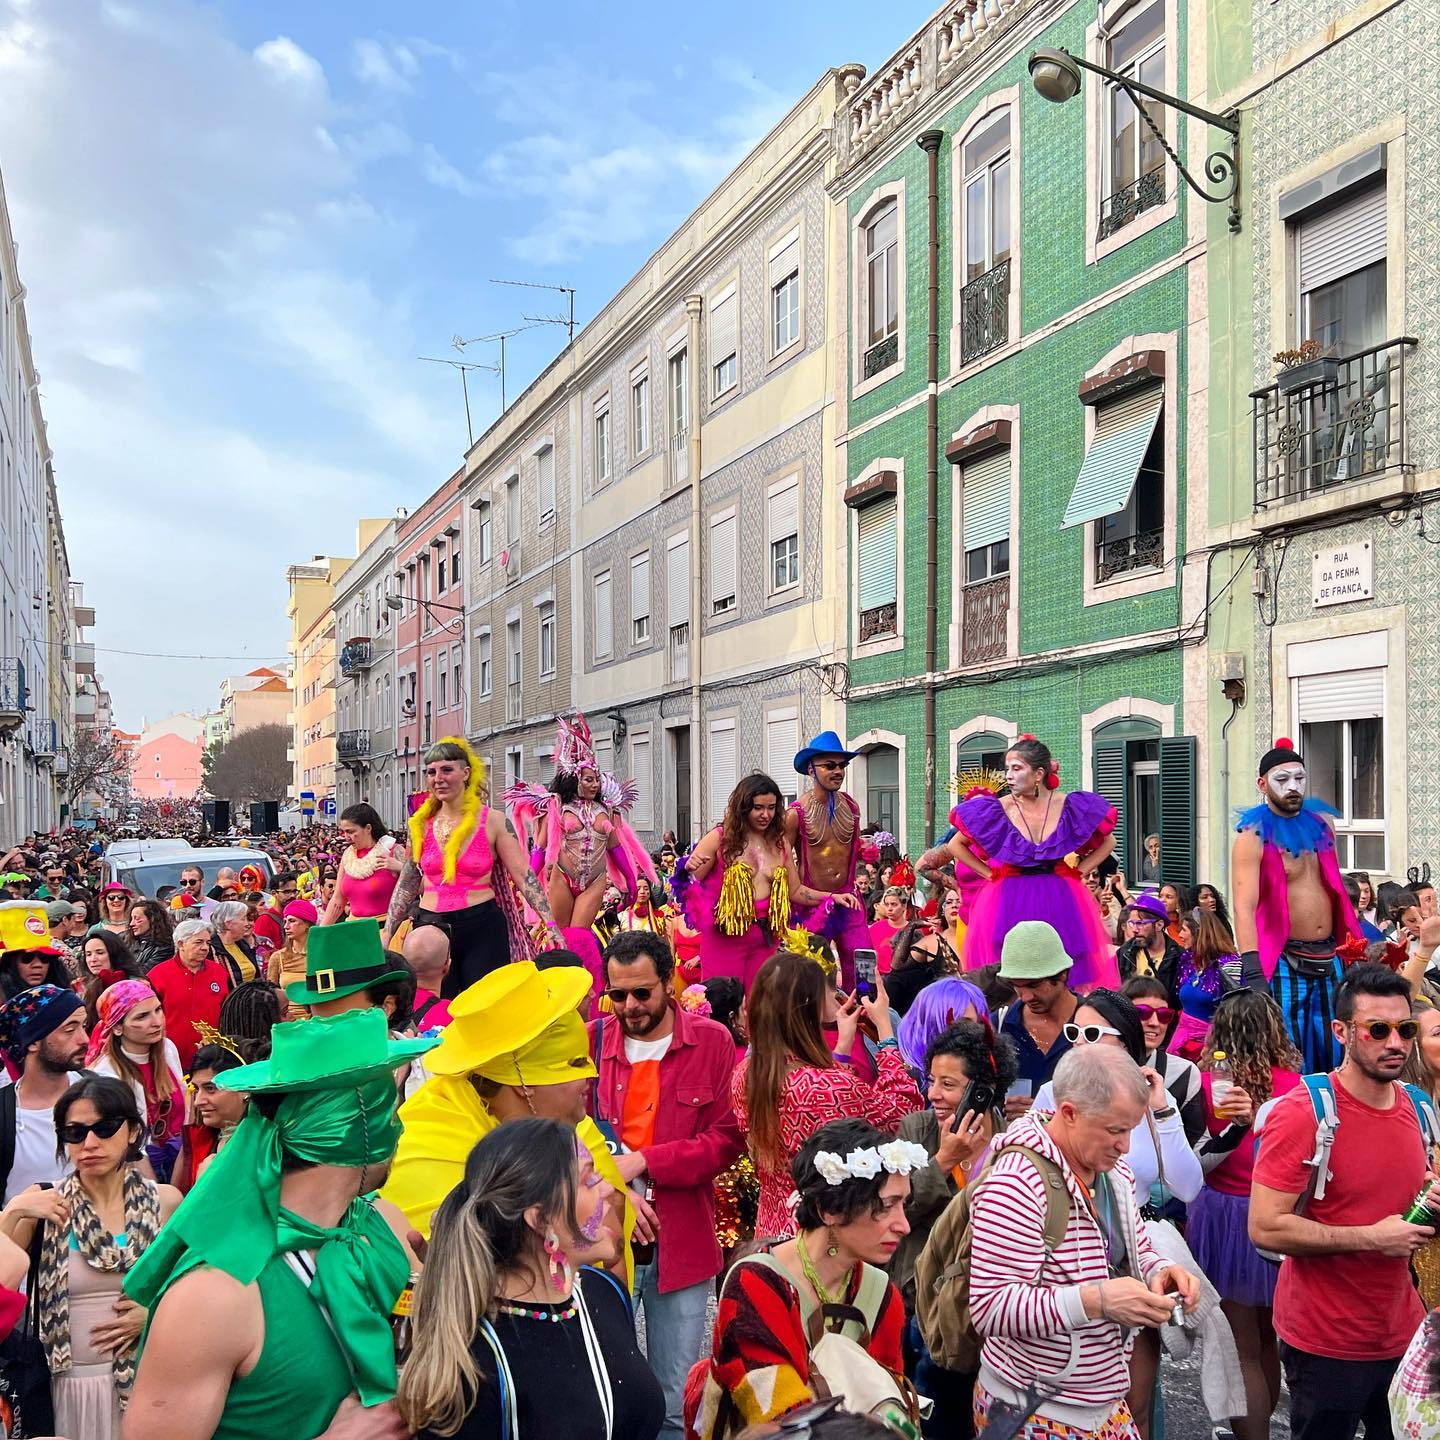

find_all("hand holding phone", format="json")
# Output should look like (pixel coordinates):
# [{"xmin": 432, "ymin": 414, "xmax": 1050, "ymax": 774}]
[{"xmin": 852, "ymin": 947, "xmax": 878, "ymax": 1000}]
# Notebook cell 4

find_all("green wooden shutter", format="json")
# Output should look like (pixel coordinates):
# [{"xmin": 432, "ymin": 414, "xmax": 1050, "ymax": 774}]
[
  {"xmin": 1093, "ymin": 741, "xmax": 1129, "ymax": 880},
  {"xmin": 1158, "ymin": 735, "xmax": 1197, "ymax": 890}
]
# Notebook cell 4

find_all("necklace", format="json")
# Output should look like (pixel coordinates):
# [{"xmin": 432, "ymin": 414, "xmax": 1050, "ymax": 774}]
[
  {"xmin": 798, "ymin": 1232, "xmax": 852, "ymax": 1308},
  {"xmin": 1011, "ymin": 789, "xmax": 1054, "ymax": 845},
  {"xmin": 432, "ymin": 812, "xmax": 458, "ymax": 845},
  {"xmin": 496, "ymin": 1298, "xmax": 577, "ymax": 1323}
]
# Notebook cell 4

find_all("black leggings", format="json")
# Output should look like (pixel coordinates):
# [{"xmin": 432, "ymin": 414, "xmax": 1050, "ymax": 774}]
[{"xmin": 416, "ymin": 900, "xmax": 511, "ymax": 998}]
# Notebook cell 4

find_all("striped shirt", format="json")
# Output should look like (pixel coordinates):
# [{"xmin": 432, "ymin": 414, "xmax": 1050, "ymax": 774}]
[
  {"xmin": 968, "ymin": 1115, "xmax": 1165, "ymax": 1417},
  {"xmin": 1266, "ymin": 953, "xmax": 1344, "ymax": 1074}
]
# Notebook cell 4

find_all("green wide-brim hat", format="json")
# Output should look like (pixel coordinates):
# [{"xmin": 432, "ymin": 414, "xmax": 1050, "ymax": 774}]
[
  {"xmin": 219, "ymin": 1007, "xmax": 437, "ymax": 1095},
  {"xmin": 285, "ymin": 916, "xmax": 410, "ymax": 1005}
]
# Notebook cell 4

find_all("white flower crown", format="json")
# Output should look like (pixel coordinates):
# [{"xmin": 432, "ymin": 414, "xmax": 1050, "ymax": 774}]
[{"xmin": 812, "ymin": 1140, "xmax": 930, "ymax": 1187}]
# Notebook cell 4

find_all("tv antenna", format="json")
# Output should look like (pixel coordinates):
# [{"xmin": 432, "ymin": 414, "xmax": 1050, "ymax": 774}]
[
  {"xmin": 417, "ymin": 356, "xmax": 489, "ymax": 447},
  {"xmin": 490, "ymin": 277, "xmax": 578, "ymax": 345},
  {"xmin": 451, "ymin": 326, "xmax": 537, "ymax": 413}
]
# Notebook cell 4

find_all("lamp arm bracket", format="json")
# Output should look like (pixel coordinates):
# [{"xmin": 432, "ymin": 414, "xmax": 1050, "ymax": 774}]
[{"xmin": 1120, "ymin": 80, "xmax": 1242, "ymax": 233}]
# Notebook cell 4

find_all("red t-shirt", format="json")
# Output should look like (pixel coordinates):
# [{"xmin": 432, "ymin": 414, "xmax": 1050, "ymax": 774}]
[
  {"xmin": 147, "ymin": 957, "xmax": 231, "ymax": 1069},
  {"xmin": 1253, "ymin": 1071, "xmax": 1427, "ymax": 1359},
  {"xmin": 1202, "ymin": 1067, "xmax": 1302, "ymax": 1196}
]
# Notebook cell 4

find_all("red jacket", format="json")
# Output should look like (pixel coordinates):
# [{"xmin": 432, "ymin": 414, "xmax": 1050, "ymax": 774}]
[
  {"xmin": 148, "ymin": 956, "xmax": 231, "ymax": 1069},
  {"xmin": 588, "ymin": 1006, "xmax": 743, "ymax": 1293}
]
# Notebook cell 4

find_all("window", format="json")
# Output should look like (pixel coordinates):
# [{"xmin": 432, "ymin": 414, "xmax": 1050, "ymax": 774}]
[
  {"xmin": 631, "ymin": 370, "xmax": 650, "ymax": 454},
  {"xmin": 765, "ymin": 707, "xmax": 800, "ymax": 800},
  {"xmin": 505, "ymin": 477, "xmax": 520, "ymax": 544},
  {"xmin": 668, "ymin": 348, "xmax": 689, "ymax": 434},
  {"xmin": 593, "ymin": 571, "xmax": 613, "ymax": 659},
  {"xmin": 630, "ymin": 732, "xmax": 653, "ymax": 827},
  {"xmin": 537, "ymin": 445, "xmax": 556, "ymax": 527},
  {"xmin": 667, "ymin": 533, "xmax": 690, "ymax": 682},
  {"xmin": 539, "ymin": 603, "xmax": 557, "ymax": 677},
  {"xmin": 1297, "ymin": 186, "xmax": 1387, "ymax": 355},
  {"xmin": 864, "ymin": 200, "xmax": 899, "ymax": 368},
  {"xmin": 595, "ymin": 405, "xmax": 611, "ymax": 483},
  {"xmin": 710, "ymin": 286, "xmax": 737, "ymax": 398},
  {"xmin": 767, "ymin": 478, "xmax": 800, "ymax": 594},
  {"xmin": 709, "ymin": 509, "xmax": 737, "ymax": 616},
  {"xmin": 506, "ymin": 747, "xmax": 523, "ymax": 787},
  {"xmin": 438, "ymin": 656, "xmax": 448, "ymax": 711},
  {"xmin": 436, "ymin": 542, "xmax": 448, "ymax": 594},
  {"xmin": 450, "ymin": 545, "xmax": 460, "ymax": 588},
  {"xmin": 478, "ymin": 631, "xmax": 492, "ymax": 696},
  {"xmin": 1091, "ymin": 721, "xmax": 1195, "ymax": 884},
  {"xmin": 960, "ymin": 448, "xmax": 1011, "ymax": 664},
  {"xmin": 770, "ymin": 230, "xmax": 800, "ymax": 355},
  {"xmin": 708, "ymin": 718, "xmax": 737, "ymax": 824},
  {"xmin": 961, "ymin": 110, "xmax": 1012, "ymax": 365},
  {"xmin": 451, "ymin": 644, "xmax": 462, "ymax": 712},
  {"xmin": 630, "ymin": 552, "xmax": 651, "ymax": 645},
  {"xmin": 1102, "ymin": 2, "xmax": 1166, "ymax": 234},
  {"xmin": 955, "ymin": 729, "xmax": 1009, "ymax": 777},
  {"xmin": 856, "ymin": 496, "xmax": 898, "ymax": 642},
  {"xmin": 478, "ymin": 500, "xmax": 493, "ymax": 566},
  {"xmin": 865, "ymin": 744, "xmax": 900, "ymax": 834},
  {"xmin": 506, "ymin": 620, "xmax": 522, "ymax": 721}
]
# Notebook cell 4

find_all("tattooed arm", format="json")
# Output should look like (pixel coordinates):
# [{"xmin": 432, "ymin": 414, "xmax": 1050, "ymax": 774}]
[
  {"xmin": 917, "ymin": 845, "xmax": 956, "ymax": 893},
  {"xmin": 381, "ymin": 860, "xmax": 423, "ymax": 946},
  {"xmin": 783, "ymin": 848, "xmax": 859, "ymax": 910},
  {"xmin": 493, "ymin": 810, "xmax": 556, "ymax": 925}
]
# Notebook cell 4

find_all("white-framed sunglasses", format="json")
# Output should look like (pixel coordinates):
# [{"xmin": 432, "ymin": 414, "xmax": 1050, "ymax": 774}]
[{"xmin": 1063, "ymin": 1022, "xmax": 1122, "ymax": 1045}]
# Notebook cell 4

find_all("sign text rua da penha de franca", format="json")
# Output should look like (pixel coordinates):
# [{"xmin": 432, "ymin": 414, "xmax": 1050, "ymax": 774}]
[{"xmin": 1311, "ymin": 541, "xmax": 1373, "ymax": 609}]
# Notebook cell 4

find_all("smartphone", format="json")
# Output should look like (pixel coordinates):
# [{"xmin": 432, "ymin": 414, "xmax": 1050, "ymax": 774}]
[
  {"xmin": 951, "ymin": 1077, "xmax": 997, "ymax": 1131},
  {"xmin": 853, "ymin": 948, "xmax": 878, "ymax": 1000}
]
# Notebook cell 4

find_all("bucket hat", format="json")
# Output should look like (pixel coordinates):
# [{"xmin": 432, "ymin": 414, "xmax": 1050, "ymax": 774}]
[
  {"xmin": 997, "ymin": 921, "xmax": 1076, "ymax": 981},
  {"xmin": 284, "ymin": 916, "xmax": 408, "ymax": 1006},
  {"xmin": 0, "ymin": 905, "xmax": 66, "ymax": 958}
]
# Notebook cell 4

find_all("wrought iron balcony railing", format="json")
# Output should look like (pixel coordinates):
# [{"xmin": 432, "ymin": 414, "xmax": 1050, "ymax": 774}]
[
  {"xmin": 1096, "ymin": 528, "xmax": 1164, "ymax": 583},
  {"xmin": 668, "ymin": 623, "xmax": 689, "ymax": 684},
  {"xmin": 0, "ymin": 658, "xmax": 26, "ymax": 728},
  {"xmin": 1097, "ymin": 165, "xmax": 1166, "ymax": 241},
  {"xmin": 863, "ymin": 332, "xmax": 899, "ymax": 379},
  {"xmin": 1252, "ymin": 337, "xmax": 1418, "ymax": 509},
  {"xmin": 337, "ymin": 730, "xmax": 371, "ymax": 765},
  {"xmin": 339, "ymin": 638, "xmax": 373, "ymax": 675},
  {"xmin": 961, "ymin": 575, "xmax": 1009, "ymax": 664},
  {"xmin": 859, "ymin": 602, "xmax": 898, "ymax": 644},
  {"xmin": 30, "ymin": 717, "xmax": 57, "ymax": 760},
  {"xmin": 960, "ymin": 260, "xmax": 1010, "ymax": 366}
]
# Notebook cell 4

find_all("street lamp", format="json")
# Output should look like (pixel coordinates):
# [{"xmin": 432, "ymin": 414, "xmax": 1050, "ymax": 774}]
[
  {"xmin": 385, "ymin": 593, "xmax": 465, "ymax": 634},
  {"xmin": 1028, "ymin": 46, "xmax": 1242, "ymax": 233}
]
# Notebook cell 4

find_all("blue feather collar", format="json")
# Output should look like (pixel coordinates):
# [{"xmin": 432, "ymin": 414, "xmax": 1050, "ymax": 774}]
[{"xmin": 1234, "ymin": 796, "xmax": 1339, "ymax": 856}]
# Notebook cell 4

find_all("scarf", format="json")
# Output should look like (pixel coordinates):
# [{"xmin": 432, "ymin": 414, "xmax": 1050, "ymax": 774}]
[
  {"xmin": 125, "ymin": 1076, "xmax": 410, "ymax": 1405},
  {"xmin": 340, "ymin": 836, "xmax": 396, "ymax": 882},
  {"xmin": 38, "ymin": 1169, "xmax": 163, "ymax": 1404}
]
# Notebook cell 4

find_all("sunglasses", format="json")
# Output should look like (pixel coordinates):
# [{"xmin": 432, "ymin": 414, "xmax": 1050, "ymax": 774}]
[
  {"xmin": 1063, "ymin": 1022, "xmax": 1122, "ymax": 1044},
  {"xmin": 1134, "ymin": 1004, "xmax": 1178, "ymax": 1023},
  {"xmin": 181, "ymin": 878, "xmax": 202, "ymax": 887},
  {"xmin": 60, "ymin": 1116, "xmax": 127, "ymax": 1146},
  {"xmin": 606, "ymin": 986, "xmax": 656, "ymax": 1005},
  {"xmin": 1355, "ymin": 1019, "xmax": 1420, "ymax": 1042}
]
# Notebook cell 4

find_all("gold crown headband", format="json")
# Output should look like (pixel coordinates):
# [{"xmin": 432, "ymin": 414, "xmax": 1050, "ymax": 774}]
[
  {"xmin": 192, "ymin": 1020, "xmax": 245, "ymax": 1065},
  {"xmin": 952, "ymin": 766, "xmax": 1007, "ymax": 799}
]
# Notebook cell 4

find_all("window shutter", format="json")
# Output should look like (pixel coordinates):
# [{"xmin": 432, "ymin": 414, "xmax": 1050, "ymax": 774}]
[
  {"xmin": 710, "ymin": 287, "xmax": 737, "ymax": 363},
  {"xmin": 1061, "ymin": 388, "xmax": 1163, "ymax": 529},
  {"xmin": 1093, "ymin": 740, "xmax": 1128, "ymax": 879},
  {"xmin": 594, "ymin": 575, "xmax": 612, "ymax": 656},
  {"xmin": 1158, "ymin": 735, "xmax": 1197, "ymax": 889},
  {"xmin": 630, "ymin": 552, "xmax": 651, "ymax": 622},
  {"xmin": 594, "ymin": 736, "xmax": 614, "ymax": 775},
  {"xmin": 709, "ymin": 722, "xmax": 737, "ymax": 823},
  {"xmin": 961, "ymin": 450, "xmax": 1010, "ymax": 551},
  {"xmin": 631, "ymin": 736, "xmax": 653, "ymax": 827},
  {"xmin": 1298, "ymin": 186, "xmax": 1386, "ymax": 293},
  {"xmin": 710, "ymin": 514, "xmax": 737, "ymax": 605},
  {"xmin": 537, "ymin": 447, "xmax": 555, "ymax": 520},
  {"xmin": 765, "ymin": 710, "xmax": 800, "ymax": 799},
  {"xmin": 769, "ymin": 231, "xmax": 800, "ymax": 287},
  {"xmin": 1297, "ymin": 668, "xmax": 1384, "ymax": 721},
  {"xmin": 857, "ymin": 498, "xmax": 898, "ymax": 610},
  {"xmin": 768, "ymin": 480, "xmax": 799, "ymax": 543},
  {"xmin": 667, "ymin": 536, "xmax": 690, "ymax": 626}
]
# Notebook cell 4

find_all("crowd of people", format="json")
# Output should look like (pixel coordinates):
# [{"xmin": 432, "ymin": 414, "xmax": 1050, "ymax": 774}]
[{"xmin": 0, "ymin": 719, "xmax": 1434, "ymax": 1440}]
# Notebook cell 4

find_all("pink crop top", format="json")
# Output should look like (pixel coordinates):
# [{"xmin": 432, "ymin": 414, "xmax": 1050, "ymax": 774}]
[
  {"xmin": 337, "ymin": 857, "xmax": 399, "ymax": 919},
  {"xmin": 419, "ymin": 806, "xmax": 496, "ymax": 910}
]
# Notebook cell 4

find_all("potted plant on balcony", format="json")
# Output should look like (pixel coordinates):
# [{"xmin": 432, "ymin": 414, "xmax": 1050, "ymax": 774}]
[{"xmin": 1274, "ymin": 340, "xmax": 1340, "ymax": 397}]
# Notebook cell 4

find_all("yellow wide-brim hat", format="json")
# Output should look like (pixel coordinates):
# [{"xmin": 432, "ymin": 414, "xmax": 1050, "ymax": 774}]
[{"xmin": 426, "ymin": 960, "xmax": 596, "ymax": 1080}]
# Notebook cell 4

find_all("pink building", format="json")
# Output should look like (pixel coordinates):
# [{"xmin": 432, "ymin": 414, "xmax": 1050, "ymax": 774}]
[
  {"xmin": 131, "ymin": 731, "xmax": 204, "ymax": 799},
  {"xmin": 394, "ymin": 469, "xmax": 467, "ymax": 802}
]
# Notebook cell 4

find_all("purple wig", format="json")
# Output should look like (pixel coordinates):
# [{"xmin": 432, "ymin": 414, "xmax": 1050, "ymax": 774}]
[{"xmin": 897, "ymin": 977, "xmax": 991, "ymax": 1071}]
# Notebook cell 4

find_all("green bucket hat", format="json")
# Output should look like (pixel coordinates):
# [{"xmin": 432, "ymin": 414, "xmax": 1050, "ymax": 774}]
[
  {"xmin": 997, "ymin": 920, "xmax": 1076, "ymax": 981},
  {"xmin": 284, "ymin": 916, "xmax": 409, "ymax": 1006},
  {"xmin": 220, "ymin": 1005, "xmax": 436, "ymax": 1094}
]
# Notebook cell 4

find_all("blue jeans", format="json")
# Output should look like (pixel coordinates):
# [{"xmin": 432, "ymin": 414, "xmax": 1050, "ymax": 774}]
[{"xmin": 633, "ymin": 1262, "xmax": 712, "ymax": 1440}]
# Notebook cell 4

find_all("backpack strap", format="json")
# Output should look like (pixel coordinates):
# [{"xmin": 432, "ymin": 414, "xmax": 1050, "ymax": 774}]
[
  {"xmin": 0, "ymin": 1083, "xmax": 16, "ymax": 1202},
  {"xmin": 1300, "ymin": 1073, "xmax": 1340, "ymax": 1203},
  {"xmin": 478, "ymin": 1317, "xmax": 519, "ymax": 1440},
  {"xmin": 1000, "ymin": 1143, "xmax": 1071, "ymax": 1252},
  {"xmin": 1402, "ymin": 1083, "xmax": 1440, "ymax": 1153}
]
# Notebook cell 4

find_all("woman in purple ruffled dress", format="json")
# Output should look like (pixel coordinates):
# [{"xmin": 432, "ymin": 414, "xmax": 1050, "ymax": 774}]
[{"xmin": 938, "ymin": 734, "xmax": 1119, "ymax": 992}]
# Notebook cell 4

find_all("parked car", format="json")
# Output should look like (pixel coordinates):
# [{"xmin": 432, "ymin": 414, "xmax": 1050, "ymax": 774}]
[{"xmin": 100, "ymin": 842, "xmax": 276, "ymax": 898}]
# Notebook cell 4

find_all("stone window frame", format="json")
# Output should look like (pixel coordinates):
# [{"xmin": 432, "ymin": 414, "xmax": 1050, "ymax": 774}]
[
  {"xmin": 851, "ymin": 180, "xmax": 907, "ymax": 400},
  {"xmin": 764, "ymin": 215, "xmax": 806, "ymax": 372},
  {"xmin": 763, "ymin": 464, "xmax": 804, "ymax": 610},
  {"xmin": 847, "ymin": 455, "xmax": 905, "ymax": 660}
]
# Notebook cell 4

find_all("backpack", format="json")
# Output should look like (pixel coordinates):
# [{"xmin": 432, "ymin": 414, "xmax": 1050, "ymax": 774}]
[
  {"xmin": 1252, "ymin": 1073, "xmax": 1440, "ymax": 1263},
  {"xmin": 913, "ymin": 1141, "xmax": 1070, "ymax": 1373}
]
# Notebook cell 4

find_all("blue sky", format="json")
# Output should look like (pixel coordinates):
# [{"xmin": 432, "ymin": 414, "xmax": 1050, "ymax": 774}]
[{"xmin": 0, "ymin": 0, "xmax": 923, "ymax": 730}]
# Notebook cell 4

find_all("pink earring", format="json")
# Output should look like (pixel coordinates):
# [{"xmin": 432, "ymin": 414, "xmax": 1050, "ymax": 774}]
[{"xmin": 543, "ymin": 1229, "xmax": 571, "ymax": 1288}]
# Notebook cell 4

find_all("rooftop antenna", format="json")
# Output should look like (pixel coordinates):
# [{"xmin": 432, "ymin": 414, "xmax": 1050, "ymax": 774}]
[
  {"xmin": 490, "ymin": 277, "xmax": 578, "ymax": 345},
  {"xmin": 451, "ymin": 325, "xmax": 536, "ymax": 412},
  {"xmin": 418, "ymin": 356, "xmax": 489, "ymax": 447}
]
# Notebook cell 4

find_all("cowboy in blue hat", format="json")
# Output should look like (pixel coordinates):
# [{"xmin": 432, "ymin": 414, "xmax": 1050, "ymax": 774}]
[{"xmin": 783, "ymin": 731, "xmax": 868, "ymax": 988}]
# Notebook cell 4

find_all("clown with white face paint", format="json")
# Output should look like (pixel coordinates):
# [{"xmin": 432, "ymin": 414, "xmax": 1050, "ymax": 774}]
[{"xmin": 1231, "ymin": 737, "xmax": 1362, "ymax": 1072}]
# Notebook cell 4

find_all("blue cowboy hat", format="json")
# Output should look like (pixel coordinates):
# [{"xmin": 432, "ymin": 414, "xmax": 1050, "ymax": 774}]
[{"xmin": 794, "ymin": 730, "xmax": 860, "ymax": 775}]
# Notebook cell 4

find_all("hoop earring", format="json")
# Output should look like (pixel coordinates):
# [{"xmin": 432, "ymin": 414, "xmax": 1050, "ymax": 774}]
[{"xmin": 543, "ymin": 1229, "xmax": 572, "ymax": 1289}]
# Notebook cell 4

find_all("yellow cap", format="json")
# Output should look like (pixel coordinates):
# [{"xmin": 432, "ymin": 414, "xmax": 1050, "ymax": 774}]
[{"xmin": 1212, "ymin": 1050, "xmax": 1227, "ymax": 1060}]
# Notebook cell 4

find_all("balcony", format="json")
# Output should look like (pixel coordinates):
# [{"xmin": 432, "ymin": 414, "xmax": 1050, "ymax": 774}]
[
  {"xmin": 961, "ymin": 576, "xmax": 1009, "ymax": 665},
  {"xmin": 73, "ymin": 691, "xmax": 97, "ymax": 719},
  {"xmin": 503, "ymin": 542, "xmax": 522, "ymax": 589},
  {"xmin": 668, "ymin": 427, "xmax": 690, "ymax": 487},
  {"xmin": 859, "ymin": 602, "xmax": 897, "ymax": 645},
  {"xmin": 54, "ymin": 751, "xmax": 69, "ymax": 777},
  {"xmin": 72, "ymin": 642, "xmax": 95, "ymax": 676},
  {"xmin": 337, "ymin": 730, "xmax": 371, "ymax": 767},
  {"xmin": 339, "ymin": 637, "xmax": 373, "ymax": 676},
  {"xmin": 668, "ymin": 623, "xmax": 690, "ymax": 683},
  {"xmin": 1096, "ymin": 528, "xmax": 1163, "ymax": 583},
  {"xmin": 320, "ymin": 659, "xmax": 337, "ymax": 690},
  {"xmin": 30, "ymin": 717, "xmax": 57, "ymax": 763},
  {"xmin": 960, "ymin": 260, "xmax": 1010, "ymax": 367},
  {"xmin": 1252, "ymin": 337, "xmax": 1418, "ymax": 523},
  {"xmin": 1098, "ymin": 166, "xmax": 1166, "ymax": 242},
  {"xmin": 863, "ymin": 333, "xmax": 899, "ymax": 380},
  {"xmin": 0, "ymin": 659, "xmax": 27, "ymax": 734},
  {"xmin": 506, "ymin": 681, "xmax": 522, "ymax": 723},
  {"xmin": 72, "ymin": 605, "xmax": 95, "ymax": 629}
]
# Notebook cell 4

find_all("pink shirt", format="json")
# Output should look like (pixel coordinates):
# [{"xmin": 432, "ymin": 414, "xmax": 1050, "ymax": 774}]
[
  {"xmin": 337, "ymin": 850, "xmax": 399, "ymax": 919},
  {"xmin": 869, "ymin": 919, "xmax": 906, "ymax": 974},
  {"xmin": 413, "ymin": 989, "xmax": 453, "ymax": 1030},
  {"xmin": 420, "ymin": 808, "xmax": 496, "ymax": 911}
]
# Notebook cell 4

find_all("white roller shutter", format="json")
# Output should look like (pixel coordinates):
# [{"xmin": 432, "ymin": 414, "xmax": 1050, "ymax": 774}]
[
  {"xmin": 629, "ymin": 552, "xmax": 651, "ymax": 623},
  {"xmin": 1298, "ymin": 186, "xmax": 1386, "ymax": 294},
  {"xmin": 709, "ymin": 512, "xmax": 737, "ymax": 609},
  {"xmin": 537, "ymin": 446, "xmax": 556, "ymax": 523},
  {"xmin": 709, "ymin": 720, "xmax": 737, "ymax": 822},
  {"xmin": 630, "ymin": 735, "xmax": 653, "ymax": 827},
  {"xmin": 769, "ymin": 229, "xmax": 800, "ymax": 286},
  {"xmin": 666, "ymin": 534, "xmax": 690, "ymax": 627},
  {"xmin": 1297, "ymin": 668, "xmax": 1384, "ymax": 722},
  {"xmin": 856, "ymin": 497, "xmax": 898, "ymax": 610},
  {"xmin": 768, "ymin": 480, "xmax": 799, "ymax": 545},
  {"xmin": 594, "ymin": 573, "xmax": 612, "ymax": 658},
  {"xmin": 765, "ymin": 708, "xmax": 800, "ymax": 798},
  {"xmin": 710, "ymin": 286, "xmax": 737, "ymax": 364},
  {"xmin": 961, "ymin": 449, "xmax": 1010, "ymax": 551}
]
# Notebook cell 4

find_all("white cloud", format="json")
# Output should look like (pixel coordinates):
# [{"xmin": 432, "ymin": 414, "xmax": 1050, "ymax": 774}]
[
  {"xmin": 353, "ymin": 36, "xmax": 419, "ymax": 92},
  {"xmin": 419, "ymin": 143, "xmax": 481, "ymax": 198},
  {"xmin": 254, "ymin": 34, "xmax": 326, "ymax": 93}
]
